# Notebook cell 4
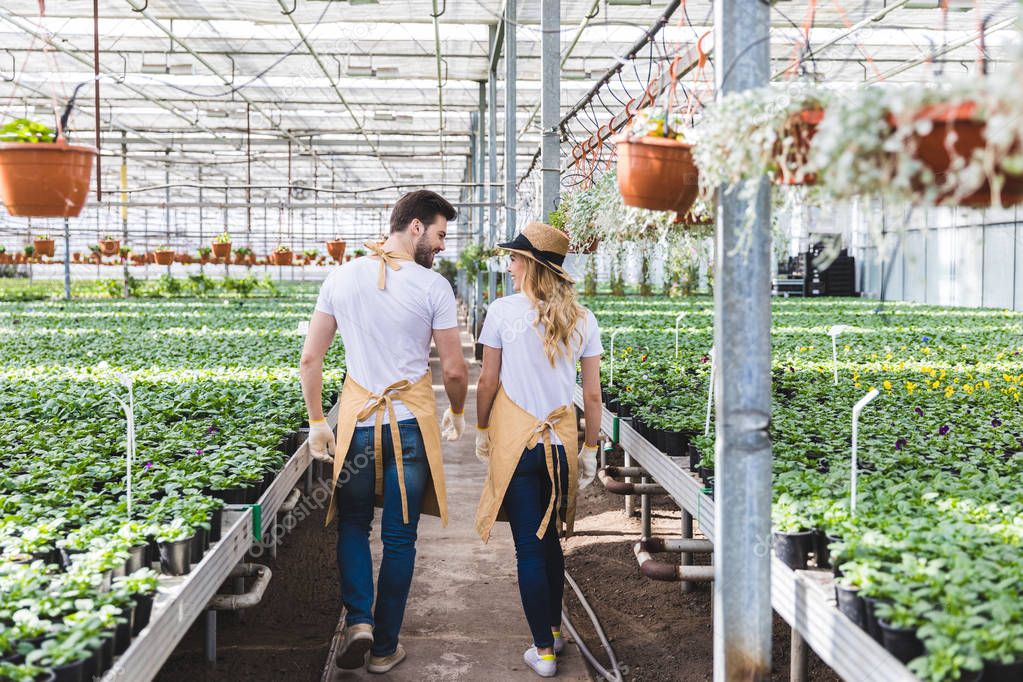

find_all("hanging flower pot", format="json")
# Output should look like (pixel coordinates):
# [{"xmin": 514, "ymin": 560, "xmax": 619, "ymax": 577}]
[
  {"xmin": 271, "ymin": 248, "xmax": 293, "ymax": 266},
  {"xmin": 614, "ymin": 135, "xmax": 699, "ymax": 214},
  {"xmin": 0, "ymin": 139, "xmax": 97, "ymax": 217},
  {"xmin": 212, "ymin": 241, "xmax": 232, "ymax": 259},
  {"xmin": 100, "ymin": 238, "xmax": 120, "ymax": 256},
  {"xmin": 33, "ymin": 236, "xmax": 55, "ymax": 258},
  {"xmin": 154, "ymin": 249, "xmax": 174, "ymax": 266},
  {"xmin": 326, "ymin": 239, "xmax": 347, "ymax": 262},
  {"xmin": 903, "ymin": 101, "xmax": 1023, "ymax": 208},
  {"xmin": 771, "ymin": 108, "xmax": 824, "ymax": 186},
  {"xmin": 569, "ymin": 237, "xmax": 599, "ymax": 254}
]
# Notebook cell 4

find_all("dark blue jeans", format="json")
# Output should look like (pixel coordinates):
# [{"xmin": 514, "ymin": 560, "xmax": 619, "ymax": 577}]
[
  {"xmin": 336, "ymin": 417, "xmax": 428, "ymax": 657},
  {"xmin": 503, "ymin": 442, "xmax": 569, "ymax": 649}
]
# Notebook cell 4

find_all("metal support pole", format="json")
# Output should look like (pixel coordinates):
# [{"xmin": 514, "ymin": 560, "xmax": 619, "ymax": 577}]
[
  {"xmin": 164, "ymin": 150, "xmax": 172, "ymax": 276},
  {"xmin": 790, "ymin": 628, "xmax": 808, "ymax": 682},
  {"xmin": 475, "ymin": 80, "xmax": 487, "ymax": 337},
  {"xmin": 487, "ymin": 32, "xmax": 498, "ymax": 303},
  {"xmin": 713, "ymin": 0, "xmax": 773, "ymax": 676},
  {"xmin": 246, "ymin": 103, "xmax": 252, "ymax": 249},
  {"xmin": 92, "ymin": 0, "xmax": 102, "ymax": 201},
  {"xmin": 640, "ymin": 476, "xmax": 651, "ymax": 538},
  {"xmin": 504, "ymin": 0, "xmax": 517, "ymax": 295},
  {"xmin": 540, "ymin": 0, "xmax": 560, "ymax": 219},
  {"xmin": 198, "ymin": 166, "xmax": 204, "ymax": 274},
  {"xmin": 623, "ymin": 450, "xmax": 635, "ymax": 518},
  {"xmin": 680, "ymin": 509, "xmax": 695, "ymax": 593},
  {"xmin": 121, "ymin": 133, "xmax": 129, "ymax": 297},
  {"xmin": 204, "ymin": 609, "xmax": 216, "ymax": 664},
  {"xmin": 63, "ymin": 218, "xmax": 71, "ymax": 300}
]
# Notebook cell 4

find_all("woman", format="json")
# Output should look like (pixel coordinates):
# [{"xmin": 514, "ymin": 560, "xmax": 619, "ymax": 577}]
[{"xmin": 474, "ymin": 221, "xmax": 603, "ymax": 678}]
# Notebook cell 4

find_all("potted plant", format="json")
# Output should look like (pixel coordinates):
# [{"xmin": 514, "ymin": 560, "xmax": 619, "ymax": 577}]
[
  {"xmin": 0, "ymin": 118, "xmax": 97, "ymax": 218},
  {"xmin": 270, "ymin": 245, "xmax": 293, "ymax": 266},
  {"xmin": 302, "ymin": 248, "xmax": 318, "ymax": 264},
  {"xmin": 197, "ymin": 245, "xmax": 212, "ymax": 263},
  {"xmin": 96, "ymin": 235, "xmax": 118, "ymax": 257},
  {"xmin": 71, "ymin": 251, "xmax": 81, "ymax": 263},
  {"xmin": 614, "ymin": 107, "xmax": 699, "ymax": 215},
  {"xmin": 23, "ymin": 244, "xmax": 35, "ymax": 263},
  {"xmin": 326, "ymin": 238, "xmax": 346, "ymax": 262},
  {"xmin": 234, "ymin": 246, "xmax": 254, "ymax": 265},
  {"xmin": 153, "ymin": 246, "xmax": 174, "ymax": 266},
  {"xmin": 0, "ymin": 245, "xmax": 9, "ymax": 265},
  {"xmin": 211, "ymin": 232, "xmax": 232, "ymax": 260},
  {"xmin": 32, "ymin": 235, "xmax": 55, "ymax": 258},
  {"xmin": 118, "ymin": 245, "xmax": 131, "ymax": 261}
]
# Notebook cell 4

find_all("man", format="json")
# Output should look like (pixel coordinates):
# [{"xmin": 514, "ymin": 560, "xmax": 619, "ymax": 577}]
[{"xmin": 300, "ymin": 190, "xmax": 469, "ymax": 674}]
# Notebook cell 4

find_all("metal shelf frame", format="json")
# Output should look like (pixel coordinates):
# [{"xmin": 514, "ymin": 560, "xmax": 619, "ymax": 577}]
[{"xmin": 574, "ymin": 387, "xmax": 918, "ymax": 682}]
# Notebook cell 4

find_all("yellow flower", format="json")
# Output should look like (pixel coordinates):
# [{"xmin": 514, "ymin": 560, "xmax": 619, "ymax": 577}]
[
  {"xmin": 885, "ymin": 352, "xmax": 893, "ymax": 360},
  {"xmin": 963, "ymin": 384, "xmax": 974, "ymax": 395},
  {"xmin": 883, "ymin": 380, "xmax": 893, "ymax": 391},
  {"xmin": 939, "ymin": 369, "xmax": 947, "ymax": 379},
  {"xmin": 905, "ymin": 381, "xmax": 916, "ymax": 394},
  {"xmin": 984, "ymin": 380, "xmax": 991, "ymax": 388},
  {"xmin": 945, "ymin": 385, "xmax": 955, "ymax": 398},
  {"xmin": 868, "ymin": 386, "xmax": 876, "ymax": 393},
  {"xmin": 799, "ymin": 346, "xmax": 808, "ymax": 352},
  {"xmin": 923, "ymin": 347, "xmax": 931, "ymax": 355},
  {"xmin": 844, "ymin": 345, "xmax": 851, "ymax": 353},
  {"xmin": 932, "ymin": 380, "xmax": 941, "ymax": 389},
  {"xmin": 921, "ymin": 366, "xmax": 933, "ymax": 374}
]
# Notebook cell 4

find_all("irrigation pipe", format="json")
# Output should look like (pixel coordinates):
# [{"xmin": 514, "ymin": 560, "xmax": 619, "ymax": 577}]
[{"xmin": 562, "ymin": 569, "xmax": 624, "ymax": 682}]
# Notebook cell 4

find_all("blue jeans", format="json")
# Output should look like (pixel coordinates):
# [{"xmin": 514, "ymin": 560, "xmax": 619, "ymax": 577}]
[
  {"xmin": 336, "ymin": 417, "xmax": 428, "ymax": 657},
  {"xmin": 503, "ymin": 442, "xmax": 569, "ymax": 649}
]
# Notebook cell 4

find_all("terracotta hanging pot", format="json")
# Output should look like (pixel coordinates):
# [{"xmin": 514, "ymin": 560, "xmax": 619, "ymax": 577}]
[
  {"xmin": 100, "ymin": 239, "xmax": 120, "ymax": 256},
  {"xmin": 271, "ymin": 250, "xmax": 293, "ymax": 266},
  {"xmin": 33, "ymin": 238, "xmax": 55, "ymax": 258},
  {"xmin": 569, "ymin": 237, "xmax": 600, "ymax": 254},
  {"xmin": 326, "ymin": 239, "xmax": 347, "ymax": 262},
  {"xmin": 0, "ymin": 140, "xmax": 97, "ymax": 217},
  {"xmin": 904, "ymin": 101, "xmax": 1023, "ymax": 208},
  {"xmin": 614, "ymin": 135, "xmax": 699, "ymax": 214},
  {"xmin": 771, "ymin": 108, "xmax": 824, "ymax": 186},
  {"xmin": 212, "ymin": 241, "xmax": 232, "ymax": 259},
  {"xmin": 154, "ymin": 250, "xmax": 174, "ymax": 265}
]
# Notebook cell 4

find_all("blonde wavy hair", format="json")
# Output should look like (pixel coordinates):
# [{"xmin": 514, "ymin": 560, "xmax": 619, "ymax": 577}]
[{"xmin": 517, "ymin": 254, "xmax": 585, "ymax": 367}]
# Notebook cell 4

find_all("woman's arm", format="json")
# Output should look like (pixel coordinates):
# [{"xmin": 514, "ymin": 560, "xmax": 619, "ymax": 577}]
[
  {"xmin": 580, "ymin": 355, "xmax": 602, "ymax": 446},
  {"xmin": 476, "ymin": 345, "xmax": 502, "ymax": 428}
]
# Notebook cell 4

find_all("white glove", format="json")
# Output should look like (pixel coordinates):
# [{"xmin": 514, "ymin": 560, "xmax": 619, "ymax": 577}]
[
  {"xmin": 441, "ymin": 408, "xmax": 465, "ymax": 441},
  {"xmin": 475, "ymin": 427, "xmax": 492, "ymax": 463},
  {"xmin": 308, "ymin": 419, "xmax": 335, "ymax": 464},
  {"xmin": 577, "ymin": 443, "xmax": 599, "ymax": 489}
]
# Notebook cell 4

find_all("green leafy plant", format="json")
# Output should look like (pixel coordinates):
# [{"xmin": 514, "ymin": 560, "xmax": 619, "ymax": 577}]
[
  {"xmin": 0, "ymin": 118, "xmax": 56, "ymax": 144},
  {"xmin": 213, "ymin": 232, "xmax": 231, "ymax": 244}
]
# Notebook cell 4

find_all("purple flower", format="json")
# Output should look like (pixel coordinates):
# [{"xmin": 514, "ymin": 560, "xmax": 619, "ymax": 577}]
[
  {"xmin": 915, "ymin": 407, "xmax": 925, "ymax": 417},
  {"xmin": 143, "ymin": 461, "xmax": 153, "ymax": 470},
  {"xmin": 207, "ymin": 426, "xmax": 218, "ymax": 434},
  {"xmin": 992, "ymin": 417, "xmax": 1002, "ymax": 427},
  {"xmin": 788, "ymin": 366, "xmax": 795, "ymax": 373},
  {"xmin": 922, "ymin": 336, "xmax": 931, "ymax": 343},
  {"xmin": 895, "ymin": 438, "xmax": 908, "ymax": 451},
  {"xmin": 938, "ymin": 425, "xmax": 950, "ymax": 436},
  {"xmin": 196, "ymin": 448, "xmax": 205, "ymax": 456},
  {"xmin": 700, "ymin": 355, "xmax": 710, "ymax": 364}
]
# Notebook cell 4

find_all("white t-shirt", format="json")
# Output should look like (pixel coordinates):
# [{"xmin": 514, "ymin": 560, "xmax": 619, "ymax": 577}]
[
  {"xmin": 479, "ymin": 293, "xmax": 602, "ymax": 442},
  {"xmin": 315, "ymin": 255, "xmax": 458, "ymax": 425}
]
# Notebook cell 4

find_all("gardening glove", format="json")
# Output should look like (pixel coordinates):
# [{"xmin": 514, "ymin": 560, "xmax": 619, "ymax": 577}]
[
  {"xmin": 308, "ymin": 418, "xmax": 335, "ymax": 464},
  {"xmin": 577, "ymin": 443, "xmax": 599, "ymax": 489},
  {"xmin": 475, "ymin": 427, "xmax": 492, "ymax": 463},
  {"xmin": 441, "ymin": 407, "xmax": 465, "ymax": 441}
]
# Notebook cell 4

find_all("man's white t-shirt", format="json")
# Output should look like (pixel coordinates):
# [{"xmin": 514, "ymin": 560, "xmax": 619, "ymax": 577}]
[
  {"xmin": 479, "ymin": 293, "xmax": 602, "ymax": 443},
  {"xmin": 315, "ymin": 255, "xmax": 458, "ymax": 425}
]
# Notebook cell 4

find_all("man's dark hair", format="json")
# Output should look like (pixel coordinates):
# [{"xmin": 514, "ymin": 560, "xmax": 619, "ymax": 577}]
[{"xmin": 389, "ymin": 190, "xmax": 458, "ymax": 233}]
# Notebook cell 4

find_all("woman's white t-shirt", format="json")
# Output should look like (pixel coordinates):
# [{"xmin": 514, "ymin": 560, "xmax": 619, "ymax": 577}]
[{"xmin": 479, "ymin": 293, "xmax": 602, "ymax": 441}]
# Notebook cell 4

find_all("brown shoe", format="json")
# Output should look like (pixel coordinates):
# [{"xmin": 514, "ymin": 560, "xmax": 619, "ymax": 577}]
[
  {"xmin": 367, "ymin": 644, "xmax": 406, "ymax": 674},
  {"xmin": 335, "ymin": 623, "xmax": 373, "ymax": 669}
]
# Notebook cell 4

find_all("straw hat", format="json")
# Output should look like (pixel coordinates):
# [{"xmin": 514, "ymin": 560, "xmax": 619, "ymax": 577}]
[{"xmin": 497, "ymin": 221, "xmax": 574, "ymax": 283}]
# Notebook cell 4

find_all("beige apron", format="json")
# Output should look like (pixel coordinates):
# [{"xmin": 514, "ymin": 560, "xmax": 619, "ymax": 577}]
[
  {"xmin": 323, "ymin": 241, "xmax": 447, "ymax": 527},
  {"xmin": 475, "ymin": 386, "xmax": 578, "ymax": 543}
]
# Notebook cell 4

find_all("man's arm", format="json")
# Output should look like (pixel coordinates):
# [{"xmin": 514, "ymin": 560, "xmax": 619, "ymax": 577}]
[
  {"xmin": 476, "ymin": 345, "xmax": 502, "ymax": 428},
  {"xmin": 300, "ymin": 311, "xmax": 338, "ymax": 421},
  {"xmin": 433, "ymin": 327, "xmax": 468, "ymax": 414}
]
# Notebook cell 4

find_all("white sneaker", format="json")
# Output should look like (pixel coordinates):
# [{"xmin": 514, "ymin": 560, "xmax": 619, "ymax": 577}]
[
  {"xmin": 524, "ymin": 646, "xmax": 557, "ymax": 678},
  {"xmin": 335, "ymin": 622, "xmax": 373, "ymax": 669},
  {"xmin": 552, "ymin": 630, "xmax": 565, "ymax": 655}
]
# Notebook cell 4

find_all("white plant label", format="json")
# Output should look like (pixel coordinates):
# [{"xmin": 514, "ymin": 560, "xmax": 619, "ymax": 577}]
[
  {"xmin": 297, "ymin": 320, "xmax": 310, "ymax": 335},
  {"xmin": 674, "ymin": 311, "xmax": 687, "ymax": 359},
  {"xmin": 850, "ymin": 388, "xmax": 879, "ymax": 516},
  {"xmin": 704, "ymin": 345, "xmax": 715, "ymax": 437},
  {"xmin": 828, "ymin": 324, "xmax": 850, "ymax": 386}
]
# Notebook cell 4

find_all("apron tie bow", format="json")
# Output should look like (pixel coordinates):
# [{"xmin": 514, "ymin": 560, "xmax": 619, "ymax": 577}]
[
  {"xmin": 525, "ymin": 406, "xmax": 571, "ymax": 540},
  {"xmin": 365, "ymin": 241, "xmax": 413, "ymax": 290},
  {"xmin": 357, "ymin": 378, "xmax": 415, "ymax": 523}
]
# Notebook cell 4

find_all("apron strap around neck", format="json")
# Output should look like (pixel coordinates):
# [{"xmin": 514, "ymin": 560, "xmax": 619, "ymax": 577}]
[{"xmin": 365, "ymin": 241, "xmax": 413, "ymax": 290}]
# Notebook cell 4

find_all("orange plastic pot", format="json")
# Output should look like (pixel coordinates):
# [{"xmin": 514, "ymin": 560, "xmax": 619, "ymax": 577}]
[
  {"xmin": 615, "ymin": 135, "xmax": 699, "ymax": 214},
  {"xmin": 154, "ymin": 250, "xmax": 174, "ymax": 265},
  {"xmin": 212, "ymin": 241, "xmax": 232, "ymax": 259},
  {"xmin": 326, "ymin": 240, "xmax": 347, "ymax": 262},
  {"xmin": 33, "ymin": 239, "xmax": 55, "ymax": 258},
  {"xmin": 906, "ymin": 101, "xmax": 1023, "ymax": 208},
  {"xmin": 772, "ymin": 108, "xmax": 824, "ymax": 186},
  {"xmin": 100, "ymin": 239, "xmax": 120, "ymax": 256},
  {"xmin": 0, "ymin": 141, "xmax": 97, "ymax": 217},
  {"xmin": 271, "ymin": 251, "xmax": 293, "ymax": 266}
]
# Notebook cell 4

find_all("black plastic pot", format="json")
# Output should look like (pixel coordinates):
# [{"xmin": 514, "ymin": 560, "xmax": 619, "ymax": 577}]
[
  {"xmin": 132, "ymin": 593, "xmax": 154, "ymax": 636},
  {"xmin": 158, "ymin": 537, "xmax": 193, "ymax": 576},
  {"xmin": 126, "ymin": 543, "xmax": 148, "ymax": 573},
  {"xmin": 191, "ymin": 526, "xmax": 207, "ymax": 563},
  {"xmin": 878, "ymin": 620, "xmax": 924, "ymax": 663},
  {"xmin": 97, "ymin": 633, "xmax": 114, "ymax": 675},
  {"xmin": 812, "ymin": 529, "xmax": 832, "ymax": 569},
  {"xmin": 688, "ymin": 443, "xmax": 701, "ymax": 471},
  {"xmin": 619, "ymin": 404, "xmax": 632, "ymax": 419},
  {"xmin": 773, "ymin": 530, "xmax": 814, "ymax": 570},
  {"xmin": 51, "ymin": 656, "xmax": 88, "ymax": 682},
  {"xmin": 209, "ymin": 508, "xmax": 223, "ymax": 543},
  {"xmin": 114, "ymin": 606, "xmax": 133, "ymax": 655},
  {"xmin": 862, "ymin": 596, "xmax": 888, "ymax": 644},
  {"xmin": 980, "ymin": 659, "xmax": 1023, "ymax": 681},
  {"xmin": 607, "ymin": 397, "xmax": 620, "ymax": 413},
  {"xmin": 654, "ymin": 428, "xmax": 668, "ymax": 453},
  {"xmin": 834, "ymin": 582, "xmax": 867, "ymax": 629},
  {"xmin": 665, "ymin": 430, "xmax": 686, "ymax": 458}
]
